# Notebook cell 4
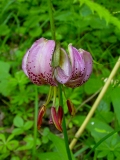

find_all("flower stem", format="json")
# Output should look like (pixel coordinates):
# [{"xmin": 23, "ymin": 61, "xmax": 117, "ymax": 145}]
[
  {"xmin": 48, "ymin": 0, "xmax": 56, "ymax": 41},
  {"xmin": 59, "ymin": 84, "xmax": 72, "ymax": 160},
  {"xmin": 48, "ymin": 1, "xmax": 72, "ymax": 159},
  {"xmin": 32, "ymin": 86, "xmax": 39, "ymax": 159},
  {"xmin": 45, "ymin": 86, "xmax": 53, "ymax": 106},
  {"xmin": 53, "ymin": 86, "xmax": 57, "ymax": 106}
]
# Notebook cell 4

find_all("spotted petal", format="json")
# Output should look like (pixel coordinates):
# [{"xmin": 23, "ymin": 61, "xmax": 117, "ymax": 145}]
[
  {"xmin": 65, "ymin": 44, "xmax": 93, "ymax": 88},
  {"xmin": 22, "ymin": 38, "xmax": 57, "ymax": 86},
  {"xmin": 79, "ymin": 49, "xmax": 93, "ymax": 84}
]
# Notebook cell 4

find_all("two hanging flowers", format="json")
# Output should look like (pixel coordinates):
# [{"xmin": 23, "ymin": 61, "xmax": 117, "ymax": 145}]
[{"xmin": 22, "ymin": 37, "xmax": 93, "ymax": 132}]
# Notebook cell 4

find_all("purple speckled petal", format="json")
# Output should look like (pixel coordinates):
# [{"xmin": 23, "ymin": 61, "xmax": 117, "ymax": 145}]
[
  {"xmin": 68, "ymin": 44, "xmax": 85, "ymax": 79},
  {"xmin": 65, "ymin": 44, "xmax": 92, "ymax": 88},
  {"xmin": 54, "ymin": 48, "xmax": 72, "ymax": 84},
  {"xmin": 23, "ymin": 38, "xmax": 57, "ymax": 86},
  {"xmin": 79, "ymin": 49, "xmax": 93, "ymax": 84}
]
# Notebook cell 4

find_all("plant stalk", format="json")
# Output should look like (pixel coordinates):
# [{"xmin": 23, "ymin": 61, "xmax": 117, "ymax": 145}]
[
  {"xmin": 33, "ymin": 86, "xmax": 39, "ymax": 159},
  {"xmin": 48, "ymin": 0, "xmax": 56, "ymax": 41},
  {"xmin": 69, "ymin": 57, "xmax": 120, "ymax": 150},
  {"xmin": 59, "ymin": 84, "xmax": 72, "ymax": 160},
  {"xmin": 48, "ymin": 1, "xmax": 72, "ymax": 159}
]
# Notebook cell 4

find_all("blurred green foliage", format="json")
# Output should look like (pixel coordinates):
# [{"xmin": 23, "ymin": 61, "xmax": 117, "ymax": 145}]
[{"xmin": 0, "ymin": 0, "xmax": 120, "ymax": 159}]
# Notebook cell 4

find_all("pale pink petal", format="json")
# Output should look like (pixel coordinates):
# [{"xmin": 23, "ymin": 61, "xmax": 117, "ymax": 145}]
[
  {"xmin": 80, "ymin": 49, "xmax": 93, "ymax": 84},
  {"xmin": 68, "ymin": 44, "xmax": 86, "ymax": 80},
  {"xmin": 65, "ymin": 44, "xmax": 92, "ymax": 88},
  {"xmin": 26, "ymin": 38, "xmax": 57, "ymax": 86}
]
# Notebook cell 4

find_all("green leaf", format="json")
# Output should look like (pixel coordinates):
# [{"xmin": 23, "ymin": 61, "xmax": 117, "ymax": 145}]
[
  {"xmin": 0, "ymin": 61, "xmax": 10, "ymax": 78},
  {"xmin": 48, "ymin": 132, "xmax": 76, "ymax": 160},
  {"xmin": 0, "ymin": 141, "xmax": 4, "ymax": 150},
  {"xmin": 7, "ymin": 134, "xmax": 15, "ymax": 142},
  {"xmin": 0, "ymin": 24, "xmax": 10, "ymax": 36},
  {"xmin": 42, "ymin": 136, "xmax": 49, "ymax": 144},
  {"xmin": 0, "ymin": 152, "xmax": 10, "ymax": 159},
  {"xmin": 107, "ymin": 151, "xmax": 114, "ymax": 160},
  {"xmin": 37, "ymin": 152, "xmax": 63, "ymax": 160},
  {"xmin": 79, "ymin": 0, "xmax": 120, "ymax": 29},
  {"xmin": 111, "ymin": 87, "xmax": 120, "ymax": 125},
  {"xmin": 0, "ymin": 134, "xmax": 6, "ymax": 142},
  {"xmin": 10, "ymin": 156, "xmax": 20, "ymax": 160},
  {"xmin": 23, "ymin": 121, "xmax": 33, "ymax": 130},
  {"xmin": 0, "ymin": 61, "xmax": 11, "ymax": 96},
  {"xmin": 114, "ymin": 151, "xmax": 120, "ymax": 158},
  {"xmin": 7, "ymin": 140, "xmax": 19, "ymax": 150},
  {"xmin": 95, "ymin": 111, "xmax": 114, "ymax": 123},
  {"xmin": 12, "ymin": 128, "xmax": 24, "ymax": 135},
  {"xmin": 17, "ymin": 135, "xmax": 41, "ymax": 151},
  {"xmin": 84, "ymin": 78, "xmax": 102, "ymax": 94},
  {"xmin": 97, "ymin": 150, "xmax": 108, "ymax": 158},
  {"xmin": 29, "ymin": 27, "xmax": 42, "ymax": 37},
  {"xmin": 13, "ymin": 116, "xmax": 24, "ymax": 128},
  {"xmin": 48, "ymin": 132, "xmax": 68, "ymax": 160},
  {"xmin": 73, "ymin": 116, "xmax": 113, "ymax": 141}
]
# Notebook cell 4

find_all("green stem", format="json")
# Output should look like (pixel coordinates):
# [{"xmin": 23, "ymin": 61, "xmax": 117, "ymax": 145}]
[
  {"xmin": 59, "ymin": 84, "xmax": 72, "ymax": 160},
  {"xmin": 48, "ymin": 0, "xmax": 56, "ymax": 40},
  {"xmin": 33, "ymin": 86, "xmax": 39, "ymax": 159},
  {"xmin": 48, "ymin": 1, "xmax": 72, "ymax": 159},
  {"xmin": 45, "ymin": 86, "xmax": 53, "ymax": 106},
  {"xmin": 53, "ymin": 86, "xmax": 57, "ymax": 106}
]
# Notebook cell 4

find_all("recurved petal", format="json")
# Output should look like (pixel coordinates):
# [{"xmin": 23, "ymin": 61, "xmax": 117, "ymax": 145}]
[
  {"xmin": 79, "ymin": 49, "xmax": 93, "ymax": 84},
  {"xmin": 65, "ymin": 44, "xmax": 93, "ymax": 88},
  {"xmin": 54, "ymin": 48, "xmax": 72, "ymax": 84},
  {"xmin": 68, "ymin": 44, "xmax": 86, "ymax": 79},
  {"xmin": 26, "ymin": 38, "xmax": 57, "ymax": 86},
  {"xmin": 51, "ymin": 107, "xmax": 62, "ymax": 132}
]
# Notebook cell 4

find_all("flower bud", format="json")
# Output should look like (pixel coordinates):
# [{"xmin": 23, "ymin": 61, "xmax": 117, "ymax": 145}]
[
  {"xmin": 67, "ymin": 99, "xmax": 76, "ymax": 116},
  {"xmin": 51, "ymin": 106, "xmax": 63, "ymax": 132},
  {"xmin": 37, "ymin": 105, "xmax": 46, "ymax": 130}
]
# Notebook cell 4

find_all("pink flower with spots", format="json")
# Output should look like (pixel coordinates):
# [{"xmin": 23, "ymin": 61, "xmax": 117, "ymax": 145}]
[
  {"xmin": 22, "ymin": 38, "xmax": 72, "ymax": 86},
  {"xmin": 22, "ymin": 37, "xmax": 93, "ymax": 132}
]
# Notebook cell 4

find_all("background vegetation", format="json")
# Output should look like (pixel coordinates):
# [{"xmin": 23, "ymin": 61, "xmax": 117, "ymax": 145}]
[{"xmin": 0, "ymin": 0, "xmax": 120, "ymax": 159}]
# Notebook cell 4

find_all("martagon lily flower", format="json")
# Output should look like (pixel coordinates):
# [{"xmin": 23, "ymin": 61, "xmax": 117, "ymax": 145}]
[
  {"xmin": 22, "ymin": 38, "xmax": 72, "ymax": 86},
  {"xmin": 22, "ymin": 37, "xmax": 93, "ymax": 132}
]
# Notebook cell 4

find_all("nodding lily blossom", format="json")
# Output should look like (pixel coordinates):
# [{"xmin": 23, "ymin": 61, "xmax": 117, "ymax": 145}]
[
  {"xmin": 65, "ymin": 44, "xmax": 93, "ymax": 88},
  {"xmin": 22, "ymin": 38, "xmax": 72, "ymax": 86},
  {"xmin": 22, "ymin": 37, "xmax": 93, "ymax": 132}
]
